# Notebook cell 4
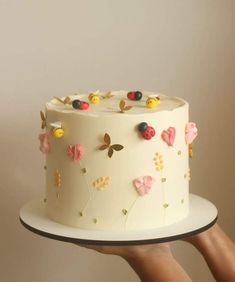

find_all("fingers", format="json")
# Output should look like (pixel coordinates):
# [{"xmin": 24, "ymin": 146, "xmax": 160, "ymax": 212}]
[
  {"xmin": 74, "ymin": 242, "xmax": 172, "ymax": 259},
  {"xmin": 75, "ymin": 243, "xmax": 113, "ymax": 254}
]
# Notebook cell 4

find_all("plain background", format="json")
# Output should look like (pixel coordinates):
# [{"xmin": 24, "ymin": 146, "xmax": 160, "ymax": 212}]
[{"xmin": 0, "ymin": 1, "xmax": 235, "ymax": 281}]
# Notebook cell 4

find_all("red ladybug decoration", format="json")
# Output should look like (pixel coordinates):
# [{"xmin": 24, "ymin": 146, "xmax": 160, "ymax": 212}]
[
  {"xmin": 79, "ymin": 101, "xmax": 90, "ymax": 110},
  {"xmin": 127, "ymin": 91, "xmax": 136, "ymax": 100},
  {"xmin": 137, "ymin": 122, "xmax": 155, "ymax": 140},
  {"xmin": 127, "ymin": 91, "xmax": 143, "ymax": 101},
  {"xmin": 72, "ymin": 99, "xmax": 90, "ymax": 110},
  {"xmin": 142, "ymin": 126, "xmax": 155, "ymax": 140}
]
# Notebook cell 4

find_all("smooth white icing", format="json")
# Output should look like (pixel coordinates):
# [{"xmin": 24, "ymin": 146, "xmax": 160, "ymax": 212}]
[
  {"xmin": 47, "ymin": 91, "xmax": 186, "ymax": 116},
  {"xmin": 44, "ymin": 91, "xmax": 189, "ymax": 231}
]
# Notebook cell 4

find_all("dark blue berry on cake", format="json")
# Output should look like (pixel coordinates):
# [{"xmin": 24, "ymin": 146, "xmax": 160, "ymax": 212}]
[
  {"xmin": 138, "ymin": 122, "xmax": 148, "ymax": 132},
  {"xmin": 135, "ymin": 91, "xmax": 143, "ymax": 100},
  {"xmin": 72, "ymin": 99, "xmax": 81, "ymax": 109}
]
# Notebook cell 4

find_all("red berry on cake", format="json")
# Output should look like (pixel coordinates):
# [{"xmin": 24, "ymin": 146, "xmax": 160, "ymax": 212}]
[
  {"xmin": 127, "ymin": 91, "xmax": 136, "ymax": 100},
  {"xmin": 79, "ymin": 101, "xmax": 90, "ymax": 110},
  {"xmin": 142, "ymin": 126, "xmax": 155, "ymax": 140}
]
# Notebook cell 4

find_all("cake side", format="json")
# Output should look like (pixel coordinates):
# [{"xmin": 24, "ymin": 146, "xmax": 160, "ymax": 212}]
[{"xmin": 38, "ymin": 91, "xmax": 198, "ymax": 231}]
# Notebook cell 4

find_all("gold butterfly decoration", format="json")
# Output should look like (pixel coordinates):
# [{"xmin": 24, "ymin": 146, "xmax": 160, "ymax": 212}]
[
  {"xmin": 99, "ymin": 133, "xmax": 124, "ymax": 158},
  {"xmin": 54, "ymin": 96, "xmax": 72, "ymax": 105},
  {"xmin": 119, "ymin": 100, "xmax": 133, "ymax": 113},
  {"xmin": 101, "ymin": 91, "xmax": 114, "ymax": 99},
  {"xmin": 40, "ymin": 111, "xmax": 46, "ymax": 129}
]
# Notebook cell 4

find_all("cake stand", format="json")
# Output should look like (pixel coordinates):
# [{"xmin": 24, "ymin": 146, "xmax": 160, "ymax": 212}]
[{"xmin": 19, "ymin": 194, "xmax": 217, "ymax": 246}]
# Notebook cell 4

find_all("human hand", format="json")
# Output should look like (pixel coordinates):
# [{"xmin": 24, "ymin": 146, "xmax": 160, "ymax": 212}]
[
  {"xmin": 183, "ymin": 223, "xmax": 218, "ymax": 248},
  {"xmin": 77, "ymin": 242, "xmax": 172, "ymax": 261},
  {"xmin": 76, "ymin": 242, "xmax": 193, "ymax": 282},
  {"xmin": 182, "ymin": 223, "xmax": 235, "ymax": 282}
]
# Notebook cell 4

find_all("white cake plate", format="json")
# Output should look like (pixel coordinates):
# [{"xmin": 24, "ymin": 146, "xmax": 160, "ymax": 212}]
[{"xmin": 19, "ymin": 194, "xmax": 218, "ymax": 246}]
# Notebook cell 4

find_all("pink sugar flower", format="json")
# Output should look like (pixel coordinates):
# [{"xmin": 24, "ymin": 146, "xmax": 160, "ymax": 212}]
[
  {"xmin": 185, "ymin": 122, "xmax": 198, "ymax": 144},
  {"xmin": 133, "ymin": 176, "xmax": 154, "ymax": 196},
  {"xmin": 67, "ymin": 144, "xmax": 84, "ymax": 161},
  {"xmin": 38, "ymin": 133, "xmax": 50, "ymax": 154}
]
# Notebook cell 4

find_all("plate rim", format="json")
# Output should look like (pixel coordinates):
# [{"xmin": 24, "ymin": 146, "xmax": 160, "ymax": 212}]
[
  {"xmin": 19, "ymin": 215, "xmax": 218, "ymax": 246},
  {"xmin": 19, "ymin": 194, "xmax": 218, "ymax": 246}
]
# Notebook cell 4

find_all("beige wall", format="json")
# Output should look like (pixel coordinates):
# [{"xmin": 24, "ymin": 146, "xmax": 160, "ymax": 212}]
[{"xmin": 1, "ymin": 1, "xmax": 235, "ymax": 281}]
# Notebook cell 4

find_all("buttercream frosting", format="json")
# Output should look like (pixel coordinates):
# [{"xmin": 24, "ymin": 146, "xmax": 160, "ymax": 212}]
[{"xmin": 40, "ymin": 90, "xmax": 193, "ymax": 231}]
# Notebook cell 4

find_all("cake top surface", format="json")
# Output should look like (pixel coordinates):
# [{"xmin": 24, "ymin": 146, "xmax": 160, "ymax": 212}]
[{"xmin": 46, "ymin": 90, "xmax": 187, "ymax": 116}]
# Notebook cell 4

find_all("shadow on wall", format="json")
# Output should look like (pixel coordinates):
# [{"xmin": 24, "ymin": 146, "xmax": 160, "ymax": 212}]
[{"xmin": 189, "ymin": 90, "xmax": 235, "ymax": 231}]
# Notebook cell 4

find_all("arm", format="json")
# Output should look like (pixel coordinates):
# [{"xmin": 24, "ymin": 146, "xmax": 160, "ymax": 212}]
[
  {"xmin": 79, "ymin": 243, "xmax": 192, "ymax": 282},
  {"xmin": 185, "ymin": 224, "xmax": 235, "ymax": 282}
]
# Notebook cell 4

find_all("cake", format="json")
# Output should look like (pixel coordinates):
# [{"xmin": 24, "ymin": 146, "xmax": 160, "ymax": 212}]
[{"xmin": 39, "ymin": 90, "xmax": 198, "ymax": 231}]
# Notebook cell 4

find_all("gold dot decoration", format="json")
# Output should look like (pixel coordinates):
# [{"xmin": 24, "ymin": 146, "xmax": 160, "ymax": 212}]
[
  {"xmin": 163, "ymin": 203, "xmax": 169, "ymax": 209},
  {"xmin": 55, "ymin": 170, "xmax": 62, "ymax": 188},
  {"xmin": 43, "ymin": 165, "xmax": 47, "ymax": 170},
  {"xmin": 93, "ymin": 218, "xmax": 98, "ymax": 224},
  {"xmin": 122, "ymin": 209, "xmax": 128, "ymax": 215},
  {"xmin": 81, "ymin": 168, "xmax": 87, "ymax": 174},
  {"xmin": 43, "ymin": 198, "xmax": 47, "ymax": 203},
  {"xmin": 93, "ymin": 176, "xmax": 110, "ymax": 191},
  {"xmin": 79, "ymin": 212, "xmax": 83, "ymax": 217},
  {"xmin": 161, "ymin": 178, "xmax": 167, "ymax": 183},
  {"xmin": 181, "ymin": 199, "xmax": 184, "ymax": 204},
  {"xmin": 177, "ymin": 150, "xmax": 182, "ymax": 156},
  {"xmin": 153, "ymin": 152, "xmax": 164, "ymax": 171}
]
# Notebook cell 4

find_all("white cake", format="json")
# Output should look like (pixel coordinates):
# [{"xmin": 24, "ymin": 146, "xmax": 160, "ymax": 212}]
[{"xmin": 38, "ymin": 91, "xmax": 198, "ymax": 231}]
